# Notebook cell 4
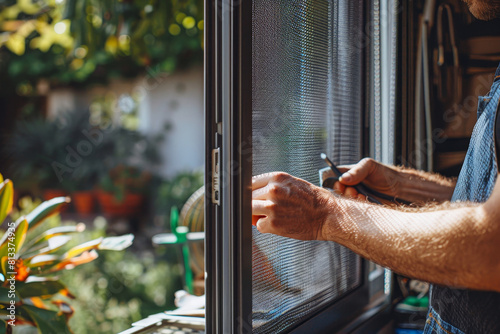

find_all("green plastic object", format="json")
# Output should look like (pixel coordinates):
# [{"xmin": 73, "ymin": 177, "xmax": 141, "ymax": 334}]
[
  {"xmin": 403, "ymin": 295, "xmax": 429, "ymax": 308},
  {"xmin": 170, "ymin": 206, "xmax": 179, "ymax": 233},
  {"xmin": 170, "ymin": 207, "xmax": 194, "ymax": 294}
]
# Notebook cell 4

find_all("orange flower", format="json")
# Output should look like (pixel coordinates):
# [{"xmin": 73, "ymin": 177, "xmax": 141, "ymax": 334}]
[{"xmin": 14, "ymin": 259, "xmax": 30, "ymax": 282}]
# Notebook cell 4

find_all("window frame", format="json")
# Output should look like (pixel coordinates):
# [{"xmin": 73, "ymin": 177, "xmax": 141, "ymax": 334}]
[{"xmin": 205, "ymin": 0, "xmax": 395, "ymax": 332}]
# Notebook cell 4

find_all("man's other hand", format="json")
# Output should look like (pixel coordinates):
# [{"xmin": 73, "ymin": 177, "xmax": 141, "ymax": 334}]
[
  {"xmin": 252, "ymin": 172, "xmax": 336, "ymax": 240},
  {"xmin": 332, "ymin": 158, "xmax": 400, "ymax": 201}
]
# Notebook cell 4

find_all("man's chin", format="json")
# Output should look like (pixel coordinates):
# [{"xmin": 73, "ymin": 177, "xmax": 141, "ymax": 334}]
[{"xmin": 467, "ymin": 1, "xmax": 500, "ymax": 21}]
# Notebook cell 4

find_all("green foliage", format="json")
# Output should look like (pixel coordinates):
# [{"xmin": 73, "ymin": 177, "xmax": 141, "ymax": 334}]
[
  {"xmin": 154, "ymin": 171, "xmax": 204, "ymax": 225},
  {"xmin": 95, "ymin": 125, "xmax": 164, "ymax": 171},
  {"xmin": 0, "ymin": 175, "xmax": 134, "ymax": 333},
  {"xmin": 7, "ymin": 109, "xmax": 164, "ymax": 193},
  {"xmin": 7, "ymin": 110, "xmax": 100, "ymax": 191},
  {"xmin": 0, "ymin": 0, "xmax": 204, "ymax": 96},
  {"xmin": 99, "ymin": 165, "xmax": 152, "ymax": 201},
  {"xmin": 59, "ymin": 246, "xmax": 182, "ymax": 334},
  {"xmin": 6, "ymin": 117, "xmax": 62, "ymax": 191}
]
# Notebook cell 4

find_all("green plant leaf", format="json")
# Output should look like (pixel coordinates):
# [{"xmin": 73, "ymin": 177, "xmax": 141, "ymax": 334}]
[
  {"xmin": 23, "ymin": 224, "xmax": 86, "ymax": 252},
  {"xmin": 26, "ymin": 255, "xmax": 58, "ymax": 268},
  {"xmin": 98, "ymin": 234, "xmax": 134, "ymax": 251},
  {"xmin": 61, "ymin": 237, "xmax": 102, "ymax": 260},
  {"xmin": 25, "ymin": 197, "xmax": 70, "ymax": 230},
  {"xmin": 0, "ymin": 218, "xmax": 28, "ymax": 277},
  {"xmin": 59, "ymin": 235, "xmax": 133, "ymax": 262},
  {"xmin": 0, "ymin": 179, "xmax": 14, "ymax": 224},
  {"xmin": 49, "ymin": 250, "xmax": 98, "ymax": 273},
  {"xmin": 0, "ymin": 217, "xmax": 27, "ymax": 252},
  {"xmin": 13, "ymin": 219, "xmax": 28, "ymax": 255},
  {"xmin": 0, "ymin": 286, "xmax": 20, "ymax": 304},
  {"xmin": 22, "ymin": 235, "xmax": 72, "ymax": 259},
  {"xmin": 21, "ymin": 305, "xmax": 72, "ymax": 334},
  {"xmin": 0, "ymin": 217, "xmax": 22, "ymax": 252},
  {"xmin": 51, "ymin": 300, "xmax": 74, "ymax": 316},
  {"xmin": 16, "ymin": 281, "xmax": 67, "ymax": 299},
  {"xmin": 0, "ymin": 318, "xmax": 6, "ymax": 334},
  {"xmin": 0, "ymin": 304, "xmax": 36, "ymax": 325},
  {"xmin": 0, "ymin": 257, "xmax": 8, "ymax": 279},
  {"xmin": 0, "ymin": 306, "xmax": 35, "ymax": 327}
]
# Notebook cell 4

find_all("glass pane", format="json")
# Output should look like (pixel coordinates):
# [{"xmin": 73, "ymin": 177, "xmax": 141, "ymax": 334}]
[{"xmin": 252, "ymin": 0, "xmax": 365, "ymax": 332}]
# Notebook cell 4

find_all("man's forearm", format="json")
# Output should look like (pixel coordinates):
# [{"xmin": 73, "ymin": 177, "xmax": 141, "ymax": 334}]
[
  {"xmin": 321, "ymin": 195, "xmax": 500, "ymax": 292},
  {"xmin": 394, "ymin": 166, "xmax": 456, "ymax": 204}
]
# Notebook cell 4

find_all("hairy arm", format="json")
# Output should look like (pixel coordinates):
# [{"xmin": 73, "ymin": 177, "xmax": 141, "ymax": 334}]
[
  {"xmin": 253, "ymin": 172, "xmax": 500, "ymax": 292},
  {"xmin": 392, "ymin": 165, "xmax": 457, "ymax": 203},
  {"xmin": 332, "ymin": 158, "xmax": 456, "ymax": 204}
]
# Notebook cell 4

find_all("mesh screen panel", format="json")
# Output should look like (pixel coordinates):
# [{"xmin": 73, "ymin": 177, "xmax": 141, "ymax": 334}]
[{"xmin": 252, "ymin": 0, "xmax": 365, "ymax": 332}]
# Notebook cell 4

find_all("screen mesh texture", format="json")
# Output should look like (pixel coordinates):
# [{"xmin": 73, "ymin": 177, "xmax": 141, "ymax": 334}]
[{"xmin": 252, "ymin": 0, "xmax": 365, "ymax": 332}]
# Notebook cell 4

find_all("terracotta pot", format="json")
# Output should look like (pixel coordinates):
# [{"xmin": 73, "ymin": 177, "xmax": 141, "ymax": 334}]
[
  {"xmin": 13, "ymin": 189, "xmax": 20, "ymax": 209},
  {"xmin": 96, "ymin": 190, "xmax": 144, "ymax": 217},
  {"xmin": 42, "ymin": 189, "xmax": 67, "ymax": 200},
  {"xmin": 42, "ymin": 189, "xmax": 69, "ymax": 212},
  {"xmin": 72, "ymin": 191, "xmax": 96, "ymax": 215}
]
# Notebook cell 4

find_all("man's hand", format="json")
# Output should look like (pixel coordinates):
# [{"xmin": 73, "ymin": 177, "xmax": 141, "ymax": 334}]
[
  {"xmin": 329, "ymin": 158, "xmax": 456, "ymax": 204},
  {"xmin": 252, "ymin": 172, "xmax": 336, "ymax": 241},
  {"xmin": 330, "ymin": 158, "xmax": 400, "ymax": 201}
]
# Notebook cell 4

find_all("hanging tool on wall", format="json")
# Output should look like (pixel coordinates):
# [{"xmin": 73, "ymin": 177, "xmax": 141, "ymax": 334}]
[
  {"xmin": 436, "ymin": 3, "xmax": 462, "ymax": 104},
  {"xmin": 415, "ymin": 0, "xmax": 436, "ymax": 172}
]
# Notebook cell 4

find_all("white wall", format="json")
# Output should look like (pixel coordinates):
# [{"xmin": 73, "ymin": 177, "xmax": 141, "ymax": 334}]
[
  {"xmin": 46, "ymin": 66, "xmax": 204, "ymax": 178},
  {"xmin": 138, "ymin": 66, "xmax": 204, "ymax": 178}
]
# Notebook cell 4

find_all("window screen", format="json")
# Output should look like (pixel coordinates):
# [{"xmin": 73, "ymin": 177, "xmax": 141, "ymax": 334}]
[{"xmin": 252, "ymin": 0, "xmax": 365, "ymax": 332}]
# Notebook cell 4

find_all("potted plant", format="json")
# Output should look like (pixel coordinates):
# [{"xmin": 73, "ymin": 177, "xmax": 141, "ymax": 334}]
[
  {"xmin": 96, "ymin": 165, "xmax": 151, "ymax": 217},
  {"xmin": 69, "ymin": 163, "xmax": 99, "ymax": 215},
  {"xmin": 0, "ymin": 175, "xmax": 134, "ymax": 333},
  {"xmin": 91, "ymin": 126, "xmax": 162, "ymax": 217},
  {"xmin": 7, "ymin": 117, "xmax": 69, "ymax": 201},
  {"xmin": 7, "ymin": 110, "xmax": 106, "ymax": 213}
]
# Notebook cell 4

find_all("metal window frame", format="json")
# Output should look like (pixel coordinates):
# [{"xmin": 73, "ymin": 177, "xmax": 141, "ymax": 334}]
[
  {"xmin": 205, "ymin": 0, "xmax": 253, "ymax": 333},
  {"xmin": 205, "ymin": 0, "xmax": 394, "ymax": 333}
]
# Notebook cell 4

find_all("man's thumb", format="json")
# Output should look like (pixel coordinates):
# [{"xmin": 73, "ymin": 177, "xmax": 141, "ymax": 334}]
[{"xmin": 338, "ymin": 158, "xmax": 374, "ymax": 185}]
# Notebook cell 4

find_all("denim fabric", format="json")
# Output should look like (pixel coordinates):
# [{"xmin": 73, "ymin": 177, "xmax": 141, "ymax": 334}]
[
  {"xmin": 426, "ymin": 65, "xmax": 500, "ymax": 333},
  {"xmin": 424, "ymin": 307, "xmax": 466, "ymax": 334}
]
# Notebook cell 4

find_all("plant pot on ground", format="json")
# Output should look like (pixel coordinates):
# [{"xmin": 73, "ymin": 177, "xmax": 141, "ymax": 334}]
[
  {"xmin": 96, "ymin": 165, "xmax": 151, "ymax": 218},
  {"xmin": 42, "ymin": 188, "xmax": 69, "ymax": 201},
  {"xmin": 42, "ymin": 187, "xmax": 71, "ymax": 212},
  {"xmin": 96, "ymin": 190, "xmax": 144, "ymax": 217},
  {"xmin": 72, "ymin": 190, "xmax": 96, "ymax": 215},
  {"xmin": 7, "ymin": 110, "xmax": 102, "ymax": 212},
  {"xmin": 67, "ymin": 160, "xmax": 102, "ymax": 215}
]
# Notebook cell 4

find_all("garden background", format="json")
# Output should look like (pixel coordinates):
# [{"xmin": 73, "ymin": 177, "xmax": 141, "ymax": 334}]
[{"xmin": 0, "ymin": 0, "xmax": 205, "ymax": 333}]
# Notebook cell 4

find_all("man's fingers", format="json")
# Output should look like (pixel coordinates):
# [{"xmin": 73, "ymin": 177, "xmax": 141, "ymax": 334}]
[
  {"xmin": 252, "ymin": 172, "xmax": 278, "ymax": 190},
  {"xmin": 336, "ymin": 165, "xmax": 354, "ymax": 174},
  {"xmin": 252, "ymin": 185, "xmax": 270, "ymax": 200},
  {"xmin": 252, "ymin": 199, "xmax": 273, "ymax": 216},
  {"xmin": 255, "ymin": 216, "xmax": 272, "ymax": 234},
  {"xmin": 333, "ymin": 181, "xmax": 346, "ymax": 195},
  {"xmin": 333, "ymin": 182, "xmax": 362, "ymax": 199},
  {"xmin": 253, "ymin": 215, "xmax": 265, "ymax": 226},
  {"xmin": 339, "ymin": 158, "xmax": 375, "ymax": 185},
  {"xmin": 344, "ymin": 187, "xmax": 359, "ymax": 198},
  {"xmin": 357, "ymin": 193, "xmax": 367, "ymax": 201}
]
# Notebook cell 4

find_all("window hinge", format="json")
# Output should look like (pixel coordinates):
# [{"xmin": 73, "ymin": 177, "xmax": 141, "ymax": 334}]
[{"xmin": 212, "ymin": 147, "xmax": 220, "ymax": 205}]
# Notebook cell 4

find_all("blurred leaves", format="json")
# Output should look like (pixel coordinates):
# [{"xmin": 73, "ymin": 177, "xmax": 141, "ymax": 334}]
[
  {"xmin": 0, "ymin": 180, "xmax": 13, "ymax": 223},
  {"xmin": 154, "ymin": 170, "xmax": 203, "ymax": 226},
  {"xmin": 0, "ymin": 0, "xmax": 204, "ymax": 95},
  {"xmin": 7, "ymin": 109, "xmax": 164, "ymax": 193},
  {"xmin": 0, "ymin": 176, "xmax": 134, "ymax": 333}
]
